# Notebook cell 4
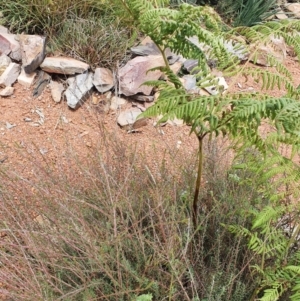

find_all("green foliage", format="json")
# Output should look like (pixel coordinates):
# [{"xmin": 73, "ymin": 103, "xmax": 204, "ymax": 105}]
[
  {"xmin": 227, "ymin": 204, "xmax": 300, "ymax": 301},
  {"xmin": 0, "ymin": 0, "xmax": 135, "ymax": 68},
  {"xmin": 216, "ymin": 0, "xmax": 279, "ymax": 27}
]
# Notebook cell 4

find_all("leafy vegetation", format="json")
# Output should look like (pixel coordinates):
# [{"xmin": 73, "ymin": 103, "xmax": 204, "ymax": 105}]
[{"xmin": 0, "ymin": 0, "xmax": 300, "ymax": 300}]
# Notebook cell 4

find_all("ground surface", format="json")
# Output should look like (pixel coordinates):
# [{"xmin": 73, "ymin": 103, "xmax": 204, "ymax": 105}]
[{"xmin": 0, "ymin": 57, "xmax": 300, "ymax": 181}]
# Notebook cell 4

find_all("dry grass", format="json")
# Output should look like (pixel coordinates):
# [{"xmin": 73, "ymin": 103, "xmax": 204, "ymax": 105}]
[{"xmin": 0, "ymin": 129, "xmax": 261, "ymax": 301}]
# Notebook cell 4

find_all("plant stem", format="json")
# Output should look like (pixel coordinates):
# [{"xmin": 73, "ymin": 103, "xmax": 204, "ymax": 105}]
[{"xmin": 192, "ymin": 136, "xmax": 203, "ymax": 227}]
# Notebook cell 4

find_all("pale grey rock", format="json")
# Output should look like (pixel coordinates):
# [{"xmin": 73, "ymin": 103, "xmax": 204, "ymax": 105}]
[
  {"xmin": 285, "ymin": 3, "xmax": 300, "ymax": 18},
  {"xmin": 181, "ymin": 75, "xmax": 197, "ymax": 91},
  {"xmin": 203, "ymin": 77, "xmax": 228, "ymax": 95},
  {"xmin": 0, "ymin": 33, "xmax": 21, "ymax": 61},
  {"xmin": 40, "ymin": 57, "xmax": 89, "ymax": 75},
  {"xmin": 19, "ymin": 34, "xmax": 46, "ymax": 74},
  {"xmin": 183, "ymin": 59, "xmax": 198, "ymax": 73},
  {"xmin": 110, "ymin": 95, "xmax": 127, "ymax": 111},
  {"xmin": 0, "ymin": 86, "xmax": 14, "ymax": 96},
  {"xmin": 50, "ymin": 80, "xmax": 64, "ymax": 103},
  {"xmin": 0, "ymin": 63, "xmax": 21, "ymax": 87},
  {"xmin": 93, "ymin": 67, "xmax": 114, "ymax": 93},
  {"xmin": 117, "ymin": 108, "xmax": 141, "ymax": 127},
  {"xmin": 0, "ymin": 54, "xmax": 11, "ymax": 75},
  {"xmin": 275, "ymin": 10, "xmax": 288, "ymax": 19},
  {"xmin": 0, "ymin": 26, "xmax": 9, "ymax": 34},
  {"xmin": 18, "ymin": 68, "xmax": 36, "ymax": 87},
  {"xmin": 65, "ymin": 72, "xmax": 93, "ymax": 109},
  {"xmin": 118, "ymin": 55, "xmax": 165, "ymax": 96}
]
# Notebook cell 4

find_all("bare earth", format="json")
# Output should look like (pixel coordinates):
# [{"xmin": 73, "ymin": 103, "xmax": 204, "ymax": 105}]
[{"xmin": 0, "ymin": 57, "xmax": 300, "ymax": 180}]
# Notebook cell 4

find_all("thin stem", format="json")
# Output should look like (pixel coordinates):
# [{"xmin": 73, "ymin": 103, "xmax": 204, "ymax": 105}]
[{"xmin": 192, "ymin": 136, "xmax": 203, "ymax": 227}]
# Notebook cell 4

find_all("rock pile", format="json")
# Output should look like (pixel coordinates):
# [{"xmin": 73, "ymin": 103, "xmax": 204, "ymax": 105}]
[{"xmin": 0, "ymin": 9, "xmax": 296, "ymax": 128}]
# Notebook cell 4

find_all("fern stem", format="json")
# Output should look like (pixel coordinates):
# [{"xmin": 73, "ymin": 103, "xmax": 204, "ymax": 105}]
[{"xmin": 192, "ymin": 136, "xmax": 203, "ymax": 227}]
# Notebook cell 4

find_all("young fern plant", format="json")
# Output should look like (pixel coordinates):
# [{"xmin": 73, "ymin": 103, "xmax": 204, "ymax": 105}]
[
  {"xmin": 226, "ymin": 204, "xmax": 300, "ymax": 301},
  {"xmin": 123, "ymin": 1, "xmax": 300, "ymax": 226}
]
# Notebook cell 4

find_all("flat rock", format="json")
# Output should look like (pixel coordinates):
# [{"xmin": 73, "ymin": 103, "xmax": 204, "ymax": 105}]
[
  {"xmin": 118, "ymin": 55, "xmax": 165, "ymax": 96},
  {"xmin": 40, "ymin": 57, "xmax": 89, "ymax": 75},
  {"xmin": 183, "ymin": 59, "xmax": 198, "ymax": 73},
  {"xmin": 275, "ymin": 10, "xmax": 288, "ymax": 19},
  {"xmin": 93, "ymin": 67, "xmax": 114, "ymax": 93},
  {"xmin": 0, "ymin": 63, "xmax": 21, "ymax": 87},
  {"xmin": 65, "ymin": 72, "xmax": 93, "ymax": 109},
  {"xmin": 18, "ymin": 68, "xmax": 36, "ymax": 88},
  {"xmin": 0, "ymin": 86, "xmax": 14, "ymax": 96},
  {"xmin": 285, "ymin": 3, "xmax": 300, "ymax": 18},
  {"xmin": 0, "ymin": 33, "xmax": 21, "ymax": 61},
  {"xmin": 117, "ymin": 108, "xmax": 141, "ymax": 127},
  {"xmin": 0, "ymin": 54, "xmax": 11, "ymax": 75},
  {"xmin": 19, "ymin": 35, "xmax": 46, "ymax": 74},
  {"xmin": 50, "ymin": 80, "xmax": 64, "ymax": 103}
]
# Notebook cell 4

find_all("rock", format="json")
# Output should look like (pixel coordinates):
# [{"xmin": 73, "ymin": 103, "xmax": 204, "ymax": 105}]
[
  {"xmin": 93, "ymin": 67, "xmax": 114, "ymax": 93},
  {"xmin": 65, "ymin": 72, "xmax": 94, "ymax": 109},
  {"xmin": 0, "ymin": 33, "xmax": 21, "ymax": 61},
  {"xmin": 275, "ymin": 10, "xmax": 288, "ymax": 19},
  {"xmin": 160, "ymin": 61, "xmax": 183, "ymax": 80},
  {"xmin": 285, "ymin": 3, "xmax": 300, "ymax": 18},
  {"xmin": 18, "ymin": 68, "xmax": 36, "ymax": 88},
  {"xmin": 136, "ymin": 36, "xmax": 180, "ymax": 64},
  {"xmin": 119, "ymin": 55, "xmax": 165, "ymax": 96},
  {"xmin": 183, "ymin": 59, "xmax": 198, "ymax": 73},
  {"xmin": 32, "ymin": 71, "xmax": 51, "ymax": 97},
  {"xmin": 0, "ymin": 26, "xmax": 9, "ymax": 34},
  {"xmin": 167, "ymin": 117, "xmax": 184, "ymax": 126},
  {"xmin": 0, "ymin": 86, "xmax": 14, "ymax": 96},
  {"xmin": 117, "ymin": 108, "xmax": 141, "ymax": 127},
  {"xmin": 19, "ymin": 35, "xmax": 46, "ymax": 74},
  {"xmin": 131, "ymin": 94, "xmax": 154, "ymax": 102},
  {"xmin": 181, "ymin": 75, "xmax": 197, "ymax": 91},
  {"xmin": 110, "ymin": 95, "xmax": 127, "ymax": 111},
  {"xmin": 50, "ymin": 80, "xmax": 64, "ymax": 103},
  {"xmin": 0, "ymin": 63, "xmax": 21, "ymax": 87},
  {"xmin": 40, "ymin": 56, "xmax": 89, "ymax": 75},
  {"xmin": 203, "ymin": 76, "xmax": 228, "ymax": 95},
  {"xmin": 251, "ymin": 36, "xmax": 286, "ymax": 66},
  {"xmin": 0, "ymin": 54, "xmax": 11, "ymax": 76}
]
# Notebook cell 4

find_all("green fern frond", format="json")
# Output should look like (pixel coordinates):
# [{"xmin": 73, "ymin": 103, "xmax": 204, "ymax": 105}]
[{"xmin": 252, "ymin": 206, "xmax": 283, "ymax": 230}]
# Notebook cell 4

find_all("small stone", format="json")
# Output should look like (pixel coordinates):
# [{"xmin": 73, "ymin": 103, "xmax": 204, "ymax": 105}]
[
  {"xmin": 110, "ymin": 95, "xmax": 127, "ymax": 111},
  {"xmin": 131, "ymin": 95, "xmax": 154, "ymax": 102},
  {"xmin": 6, "ymin": 122, "xmax": 16, "ymax": 129},
  {"xmin": 0, "ymin": 54, "xmax": 11, "ymax": 76},
  {"xmin": 93, "ymin": 67, "xmax": 114, "ymax": 93},
  {"xmin": 18, "ymin": 68, "xmax": 36, "ymax": 87},
  {"xmin": 49, "ymin": 80, "xmax": 64, "ymax": 103},
  {"xmin": 0, "ymin": 63, "xmax": 21, "ymax": 87},
  {"xmin": 117, "ymin": 109, "xmax": 141, "ymax": 127},
  {"xmin": 203, "ymin": 77, "xmax": 228, "ymax": 95},
  {"xmin": 0, "ymin": 86, "xmax": 14, "ymax": 96}
]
